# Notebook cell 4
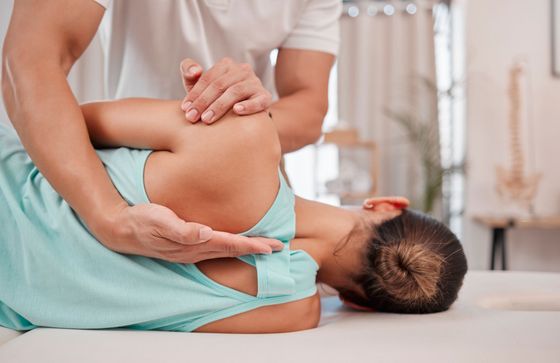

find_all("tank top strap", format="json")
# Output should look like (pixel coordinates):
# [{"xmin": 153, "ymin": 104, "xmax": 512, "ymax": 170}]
[{"xmin": 238, "ymin": 171, "xmax": 297, "ymax": 298}]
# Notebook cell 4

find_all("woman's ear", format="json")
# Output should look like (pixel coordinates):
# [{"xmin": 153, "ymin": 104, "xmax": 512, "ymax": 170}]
[{"xmin": 362, "ymin": 196, "xmax": 409, "ymax": 211}]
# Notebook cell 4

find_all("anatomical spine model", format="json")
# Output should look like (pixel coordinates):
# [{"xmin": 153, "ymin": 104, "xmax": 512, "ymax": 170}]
[{"xmin": 495, "ymin": 61, "xmax": 541, "ymax": 214}]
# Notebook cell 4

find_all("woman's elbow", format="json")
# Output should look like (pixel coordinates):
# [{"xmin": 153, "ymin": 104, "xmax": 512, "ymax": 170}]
[
  {"xmin": 305, "ymin": 123, "xmax": 324, "ymax": 145},
  {"xmin": 281, "ymin": 121, "xmax": 323, "ymax": 153}
]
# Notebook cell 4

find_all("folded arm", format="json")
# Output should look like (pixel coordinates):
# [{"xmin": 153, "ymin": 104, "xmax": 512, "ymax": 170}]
[{"xmin": 81, "ymin": 98, "xmax": 187, "ymax": 152}]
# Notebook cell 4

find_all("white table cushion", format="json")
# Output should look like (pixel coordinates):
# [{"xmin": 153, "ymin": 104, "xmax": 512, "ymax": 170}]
[
  {"xmin": 0, "ymin": 327, "xmax": 20, "ymax": 347},
  {"xmin": 0, "ymin": 271, "xmax": 559, "ymax": 363}
]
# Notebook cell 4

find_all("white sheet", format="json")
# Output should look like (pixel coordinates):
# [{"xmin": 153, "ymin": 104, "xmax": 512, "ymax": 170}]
[{"xmin": 1, "ymin": 271, "xmax": 559, "ymax": 363}]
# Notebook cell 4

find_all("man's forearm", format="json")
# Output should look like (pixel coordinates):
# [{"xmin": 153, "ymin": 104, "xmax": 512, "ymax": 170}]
[
  {"xmin": 269, "ymin": 89, "xmax": 327, "ymax": 153},
  {"xmin": 271, "ymin": 49, "xmax": 333, "ymax": 153},
  {"xmin": 2, "ymin": 58, "xmax": 127, "ymax": 233}
]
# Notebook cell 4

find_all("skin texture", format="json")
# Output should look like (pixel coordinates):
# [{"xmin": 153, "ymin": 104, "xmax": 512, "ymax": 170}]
[
  {"xmin": 81, "ymin": 99, "xmax": 408, "ymax": 333},
  {"xmin": 82, "ymin": 99, "xmax": 284, "ymax": 261},
  {"xmin": 180, "ymin": 49, "xmax": 335, "ymax": 153},
  {"xmin": 1, "ymin": 0, "xmax": 321, "ymax": 263}
]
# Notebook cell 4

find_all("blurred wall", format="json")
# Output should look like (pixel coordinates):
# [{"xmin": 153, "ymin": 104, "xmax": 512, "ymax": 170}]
[{"xmin": 463, "ymin": 0, "xmax": 560, "ymax": 271}]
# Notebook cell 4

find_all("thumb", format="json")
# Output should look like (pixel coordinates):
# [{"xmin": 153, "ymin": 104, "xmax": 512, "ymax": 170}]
[
  {"xmin": 160, "ymin": 217, "xmax": 213, "ymax": 245},
  {"xmin": 180, "ymin": 58, "xmax": 203, "ymax": 93}
]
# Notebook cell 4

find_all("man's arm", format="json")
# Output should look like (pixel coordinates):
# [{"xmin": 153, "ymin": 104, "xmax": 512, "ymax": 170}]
[
  {"xmin": 2, "ymin": 0, "xmax": 277, "ymax": 262},
  {"xmin": 179, "ymin": 49, "xmax": 334, "ymax": 153},
  {"xmin": 271, "ymin": 49, "xmax": 335, "ymax": 153},
  {"xmin": 2, "ymin": 0, "xmax": 125, "ymax": 237}
]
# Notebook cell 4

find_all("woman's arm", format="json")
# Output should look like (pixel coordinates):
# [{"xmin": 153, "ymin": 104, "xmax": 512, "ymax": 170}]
[
  {"xmin": 195, "ymin": 292, "xmax": 320, "ymax": 333},
  {"xmin": 194, "ymin": 258, "xmax": 320, "ymax": 333},
  {"xmin": 81, "ymin": 98, "xmax": 187, "ymax": 151}
]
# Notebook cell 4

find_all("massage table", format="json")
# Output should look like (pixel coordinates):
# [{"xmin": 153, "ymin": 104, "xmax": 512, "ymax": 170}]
[{"xmin": 0, "ymin": 271, "xmax": 559, "ymax": 363}]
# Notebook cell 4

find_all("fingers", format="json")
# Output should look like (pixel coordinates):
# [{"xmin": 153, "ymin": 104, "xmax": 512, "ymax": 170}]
[
  {"xmin": 182, "ymin": 58, "xmax": 232, "ymax": 121},
  {"xmin": 163, "ymin": 235, "xmax": 284, "ymax": 263},
  {"xmin": 198, "ymin": 79, "xmax": 267, "ymax": 124},
  {"xmin": 181, "ymin": 58, "xmax": 270, "ymax": 124},
  {"xmin": 233, "ymin": 92, "xmax": 272, "ymax": 115},
  {"xmin": 205, "ymin": 231, "xmax": 284, "ymax": 257},
  {"xmin": 189, "ymin": 71, "xmax": 248, "ymax": 123},
  {"xmin": 247, "ymin": 237, "xmax": 285, "ymax": 252},
  {"xmin": 157, "ymin": 213, "xmax": 214, "ymax": 245},
  {"xmin": 180, "ymin": 58, "xmax": 203, "ymax": 94}
]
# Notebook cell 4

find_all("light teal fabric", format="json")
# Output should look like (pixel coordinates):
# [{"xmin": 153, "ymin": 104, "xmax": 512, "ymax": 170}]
[{"xmin": 0, "ymin": 124, "xmax": 318, "ymax": 332}]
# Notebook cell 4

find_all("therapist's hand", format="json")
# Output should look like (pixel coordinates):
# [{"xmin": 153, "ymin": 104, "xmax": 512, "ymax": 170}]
[
  {"xmin": 99, "ymin": 203, "xmax": 283, "ymax": 263},
  {"xmin": 180, "ymin": 57, "xmax": 272, "ymax": 124}
]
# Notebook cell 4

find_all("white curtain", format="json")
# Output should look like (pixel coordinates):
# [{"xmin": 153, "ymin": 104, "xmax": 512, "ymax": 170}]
[{"xmin": 337, "ymin": 0, "xmax": 439, "ymax": 206}]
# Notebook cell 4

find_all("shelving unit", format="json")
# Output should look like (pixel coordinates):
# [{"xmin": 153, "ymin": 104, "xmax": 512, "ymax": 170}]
[{"xmin": 313, "ymin": 128, "xmax": 379, "ymax": 204}]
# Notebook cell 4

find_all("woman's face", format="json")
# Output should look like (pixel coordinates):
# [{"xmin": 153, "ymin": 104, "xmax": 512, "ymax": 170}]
[
  {"xmin": 337, "ymin": 200, "xmax": 407, "ymax": 312},
  {"xmin": 339, "ymin": 288, "xmax": 374, "ymax": 311},
  {"xmin": 335, "ymin": 198, "xmax": 410, "ymax": 312}
]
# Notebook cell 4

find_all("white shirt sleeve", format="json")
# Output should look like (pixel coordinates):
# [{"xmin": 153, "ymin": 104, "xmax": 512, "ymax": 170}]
[
  {"xmin": 93, "ymin": 0, "xmax": 111, "ymax": 9},
  {"xmin": 281, "ymin": 0, "xmax": 342, "ymax": 55}
]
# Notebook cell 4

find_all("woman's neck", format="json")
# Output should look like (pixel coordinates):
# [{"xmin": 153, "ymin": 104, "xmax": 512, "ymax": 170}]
[{"xmin": 291, "ymin": 197, "xmax": 367, "ymax": 290}]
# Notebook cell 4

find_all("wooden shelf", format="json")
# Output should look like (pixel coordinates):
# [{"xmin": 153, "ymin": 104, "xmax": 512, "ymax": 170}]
[
  {"xmin": 313, "ymin": 129, "xmax": 379, "ymax": 200},
  {"xmin": 473, "ymin": 215, "xmax": 560, "ymax": 229}
]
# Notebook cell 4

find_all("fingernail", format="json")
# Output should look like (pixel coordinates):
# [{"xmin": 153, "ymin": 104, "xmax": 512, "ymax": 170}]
[
  {"xmin": 188, "ymin": 66, "xmax": 200, "ymax": 76},
  {"xmin": 273, "ymin": 243, "xmax": 284, "ymax": 251},
  {"xmin": 182, "ymin": 101, "xmax": 192, "ymax": 111},
  {"xmin": 261, "ymin": 248, "xmax": 272, "ymax": 255},
  {"xmin": 186, "ymin": 108, "xmax": 198, "ymax": 122},
  {"xmin": 234, "ymin": 104, "xmax": 245, "ymax": 113},
  {"xmin": 201, "ymin": 110, "xmax": 214, "ymax": 123},
  {"xmin": 199, "ymin": 227, "xmax": 213, "ymax": 242}
]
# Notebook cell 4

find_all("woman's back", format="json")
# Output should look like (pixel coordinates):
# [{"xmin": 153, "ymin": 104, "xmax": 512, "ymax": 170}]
[
  {"xmin": 142, "ymin": 109, "xmax": 282, "ymax": 234},
  {"xmin": 0, "ymin": 116, "xmax": 319, "ymax": 333}
]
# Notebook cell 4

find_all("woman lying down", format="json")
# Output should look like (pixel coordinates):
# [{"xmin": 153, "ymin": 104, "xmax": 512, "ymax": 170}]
[{"xmin": 0, "ymin": 99, "xmax": 468, "ymax": 333}]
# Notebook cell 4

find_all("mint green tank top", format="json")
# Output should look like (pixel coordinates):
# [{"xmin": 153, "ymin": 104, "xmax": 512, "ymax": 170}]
[{"xmin": 0, "ymin": 124, "xmax": 318, "ymax": 332}]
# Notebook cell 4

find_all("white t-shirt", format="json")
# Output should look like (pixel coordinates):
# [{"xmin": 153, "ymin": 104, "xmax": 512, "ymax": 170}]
[{"xmin": 93, "ymin": 0, "xmax": 341, "ymax": 99}]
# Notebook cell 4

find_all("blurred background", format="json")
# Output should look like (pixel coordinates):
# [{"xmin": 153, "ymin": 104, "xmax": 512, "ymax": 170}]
[{"xmin": 1, "ymin": 0, "xmax": 559, "ymax": 272}]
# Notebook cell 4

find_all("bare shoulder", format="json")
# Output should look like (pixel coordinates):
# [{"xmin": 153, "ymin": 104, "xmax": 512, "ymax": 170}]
[
  {"xmin": 144, "ymin": 110, "xmax": 281, "ymax": 233},
  {"xmin": 195, "ymin": 292, "xmax": 321, "ymax": 334}
]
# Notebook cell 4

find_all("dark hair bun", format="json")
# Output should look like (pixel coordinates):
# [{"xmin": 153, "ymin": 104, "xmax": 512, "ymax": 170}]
[
  {"xmin": 377, "ymin": 242, "xmax": 443, "ymax": 302},
  {"xmin": 355, "ymin": 210, "xmax": 467, "ymax": 314}
]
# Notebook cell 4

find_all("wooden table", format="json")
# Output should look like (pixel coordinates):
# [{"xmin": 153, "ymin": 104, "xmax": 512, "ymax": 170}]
[{"xmin": 473, "ymin": 215, "xmax": 560, "ymax": 270}]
